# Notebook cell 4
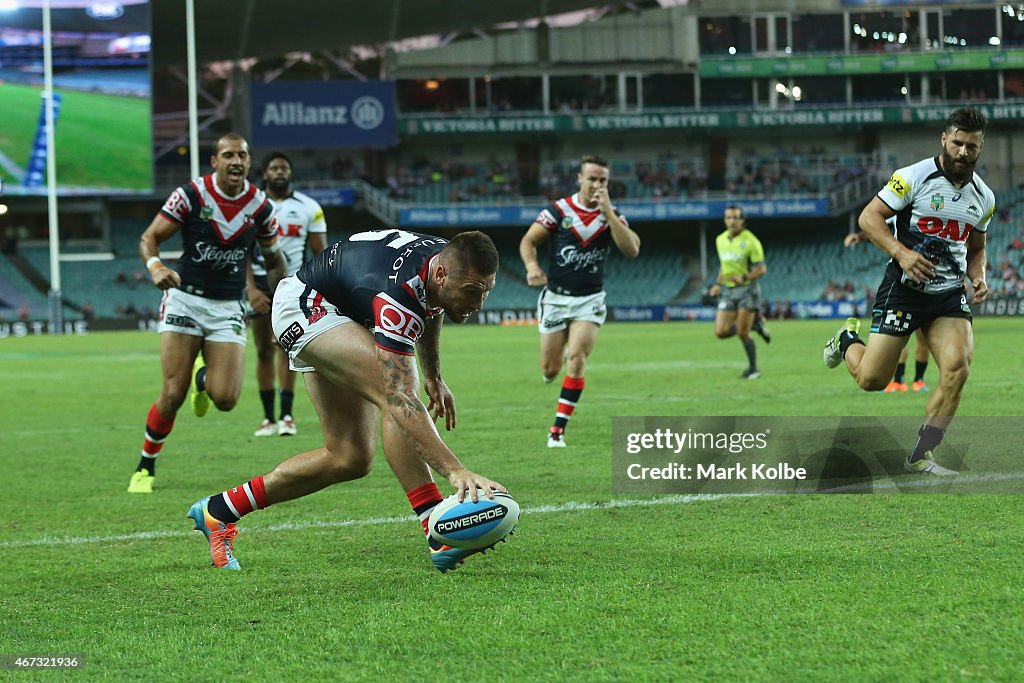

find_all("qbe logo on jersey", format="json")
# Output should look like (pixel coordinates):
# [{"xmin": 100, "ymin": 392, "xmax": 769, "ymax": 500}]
[{"xmin": 375, "ymin": 295, "xmax": 425, "ymax": 345}]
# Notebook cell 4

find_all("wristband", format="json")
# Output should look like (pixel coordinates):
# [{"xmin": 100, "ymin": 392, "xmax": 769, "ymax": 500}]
[{"xmin": 146, "ymin": 256, "xmax": 163, "ymax": 273}]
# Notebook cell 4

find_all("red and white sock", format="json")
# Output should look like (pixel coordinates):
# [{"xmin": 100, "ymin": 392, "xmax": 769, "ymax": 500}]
[
  {"xmin": 407, "ymin": 482, "xmax": 443, "ymax": 535},
  {"xmin": 551, "ymin": 375, "xmax": 585, "ymax": 435},
  {"xmin": 208, "ymin": 476, "xmax": 269, "ymax": 524},
  {"xmin": 141, "ymin": 403, "xmax": 174, "ymax": 458}
]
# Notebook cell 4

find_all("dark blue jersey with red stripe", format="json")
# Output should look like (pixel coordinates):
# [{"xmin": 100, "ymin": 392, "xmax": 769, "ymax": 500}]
[
  {"xmin": 296, "ymin": 229, "xmax": 447, "ymax": 355},
  {"xmin": 159, "ymin": 175, "xmax": 278, "ymax": 300},
  {"xmin": 533, "ymin": 193, "xmax": 628, "ymax": 296}
]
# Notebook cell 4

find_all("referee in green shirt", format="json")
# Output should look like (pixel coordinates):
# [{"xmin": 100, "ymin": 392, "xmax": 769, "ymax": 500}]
[{"xmin": 708, "ymin": 205, "xmax": 771, "ymax": 379}]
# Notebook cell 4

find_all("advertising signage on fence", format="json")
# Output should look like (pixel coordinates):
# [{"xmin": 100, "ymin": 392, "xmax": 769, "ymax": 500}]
[
  {"xmin": 251, "ymin": 81, "xmax": 397, "ymax": 148},
  {"xmin": 398, "ymin": 199, "xmax": 829, "ymax": 226},
  {"xmin": 701, "ymin": 49, "xmax": 1024, "ymax": 78},
  {"xmin": 400, "ymin": 103, "xmax": 1024, "ymax": 136}
]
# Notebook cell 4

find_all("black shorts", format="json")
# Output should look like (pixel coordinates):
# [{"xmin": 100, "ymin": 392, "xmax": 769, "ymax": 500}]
[{"xmin": 870, "ymin": 272, "xmax": 972, "ymax": 336}]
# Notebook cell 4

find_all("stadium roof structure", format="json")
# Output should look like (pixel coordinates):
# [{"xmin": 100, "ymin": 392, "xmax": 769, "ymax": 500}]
[{"xmin": 152, "ymin": 0, "xmax": 640, "ymax": 65}]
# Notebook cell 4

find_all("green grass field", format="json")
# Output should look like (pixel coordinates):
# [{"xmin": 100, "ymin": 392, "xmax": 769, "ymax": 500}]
[
  {"xmin": 1, "ymin": 319, "xmax": 1022, "ymax": 680},
  {"xmin": 0, "ymin": 82, "xmax": 151, "ymax": 191}
]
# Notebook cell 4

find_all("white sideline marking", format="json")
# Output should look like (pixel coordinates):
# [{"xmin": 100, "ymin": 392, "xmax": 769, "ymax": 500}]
[{"xmin": 2, "ymin": 471, "xmax": 1022, "ymax": 550}]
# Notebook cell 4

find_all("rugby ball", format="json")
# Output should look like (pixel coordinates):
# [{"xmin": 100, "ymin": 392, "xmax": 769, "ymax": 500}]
[{"xmin": 428, "ymin": 490, "xmax": 520, "ymax": 549}]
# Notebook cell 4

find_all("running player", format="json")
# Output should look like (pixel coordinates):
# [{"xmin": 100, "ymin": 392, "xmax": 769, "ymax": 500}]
[
  {"xmin": 187, "ymin": 229, "xmax": 508, "ymax": 573},
  {"xmin": 128, "ymin": 133, "xmax": 284, "ymax": 494},
  {"xmin": 519, "ymin": 154, "xmax": 641, "ymax": 448},
  {"xmin": 247, "ymin": 152, "xmax": 327, "ymax": 437},
  {"xmin": 844, "ymin": 227, "xmax": 931, "ymax": 392},
  {"xmin": 824, "ymin": 107, "xmax": 993, "ymax": 475},
  {"xmin": 709, "ymin": 205, "xmax": 772, "ymax": 379}
]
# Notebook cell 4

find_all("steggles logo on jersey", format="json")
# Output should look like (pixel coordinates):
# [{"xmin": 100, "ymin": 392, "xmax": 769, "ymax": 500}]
[
  {"xmin": 556, "ymin": 245, "xmax": 605, "ymax": 271},
  {"xmin": 193, "ymin": 241, "xmax": 248, "ymax": 271},
  {"xmin": 930, "ymin": 194, "xmax": 944, "ymax": 211}
]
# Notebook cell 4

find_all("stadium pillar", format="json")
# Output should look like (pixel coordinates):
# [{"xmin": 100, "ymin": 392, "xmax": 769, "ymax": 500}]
[
  {"xmin": 42, "ymin": 0, "xmax": 64, "ymax": 335},
  {"xmin": 47, "ymin": 288, "xmax": 64, "ymax": 334}
]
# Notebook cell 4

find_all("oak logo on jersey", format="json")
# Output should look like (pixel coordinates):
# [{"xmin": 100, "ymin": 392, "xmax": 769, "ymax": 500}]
[
  {"xmin": 887, "ymin": 173, "xmax": 910, "ymax": 198},
  {"xmin": 930, "ymin": 193, "xmax": 944, "ymax": 211},
  {"xmin": 916, "ymin": 216, "xmax": 973, "ymax": 242}
]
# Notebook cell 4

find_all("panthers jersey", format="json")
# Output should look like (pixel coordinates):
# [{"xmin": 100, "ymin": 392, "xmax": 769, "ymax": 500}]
[
  {"xmin": 252, "ymin": 190, "xmax": 327, "ymax": 278},
  {"xmin": 160, "ymin": 175, "xmax": 278, "ymax": 300},
  {"xmin": 534, "ymin": 194, "xmax": 629, "ymax": 296},
  {"xmin": 877, "ymin": 156, "xmax": 995, "ymax": 294},
  {"xmin": 296, "ymin": 229, "xmax": 446, "ymax": 355}
]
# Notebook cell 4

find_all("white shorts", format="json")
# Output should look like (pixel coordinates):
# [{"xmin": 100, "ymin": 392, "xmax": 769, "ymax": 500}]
[
  {"xmin": 271, "ymin": 275, "xmax": 354, "ymax": 372},
  {"xmin": 536, "ymin": 288, "xmax": 607, "ymax": 334},
  {"xmin": 157, "ymin": 288, "xmax": 247, "ymax": 345}
]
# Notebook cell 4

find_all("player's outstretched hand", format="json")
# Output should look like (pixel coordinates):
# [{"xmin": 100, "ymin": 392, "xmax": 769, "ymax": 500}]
[
  {"xmin": 424, "ymin": 376, "xmax": 456, "ymax": 431},
  {"xmin": 446, "ymin": 468, "xmax": 508, "ymax": 502},
  {"xmin": 970, "ymin": 277, "xmax": 989, "ymax": 304},
  {"xmin": 151, "ymin": 266, "xmax": 181, "ymax": 290},
  {"xmin": 843, "ymin": 232, "xmax": 864, "ymax": 248}
]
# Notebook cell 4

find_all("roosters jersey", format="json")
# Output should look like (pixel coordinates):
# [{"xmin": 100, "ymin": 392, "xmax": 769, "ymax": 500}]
[
  {"xmin": 160, "ymin": 175, "xmax": 278, "ymax": 300},
  {"xmin": 877, "ymin": 156, "xmax": 995, "ymax": 294},
  {"xmin": 534, "ymin": 193, "xmax": 629, "ymax": 296},
  {"xmin": 252, "ymin": 190, "xmax": 327, "ymax": 278},
  {"xmin": 296, "ymin": 229, "xmax": 446, "ymax": 355}
]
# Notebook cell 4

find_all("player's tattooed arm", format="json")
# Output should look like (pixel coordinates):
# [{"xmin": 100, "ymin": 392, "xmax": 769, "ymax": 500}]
[
  {"xmin": 417, "ymin": 315, "xmax": 457, "ymax": 430},
  {"xmin": 376, "ymin": 346, "xmax": 462, "ymax": 474},
  {"xmin": 418, "ymin": 314, "xmax": 443, "ymax": 379}
]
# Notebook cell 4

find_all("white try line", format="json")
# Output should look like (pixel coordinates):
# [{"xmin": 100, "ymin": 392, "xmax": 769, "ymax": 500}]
[{"xmin": 3, "ymin": 471, "xmax": 1023, "ymax": 550}]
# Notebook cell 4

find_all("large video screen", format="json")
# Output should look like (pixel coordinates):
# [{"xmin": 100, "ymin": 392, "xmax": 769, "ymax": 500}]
[{"xmin": 0, "ymin": 0, "xmax": 151, "ymax": 196}]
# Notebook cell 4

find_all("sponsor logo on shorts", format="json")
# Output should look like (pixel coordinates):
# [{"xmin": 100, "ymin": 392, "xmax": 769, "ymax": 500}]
[
  {"xmin": 883, "ymin": 309, "xmax": 911, "ymax": 332},
  {"xmin": 164, "ymin": 314, "xmax": 198, "ymax": 328},
  {"xmin": 278, "ymin": 322, "xmax": 304, "ymax": 350},
  {"xmin": 308, "ymin": 306, "xmax": 327, "ymax": 324}
]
